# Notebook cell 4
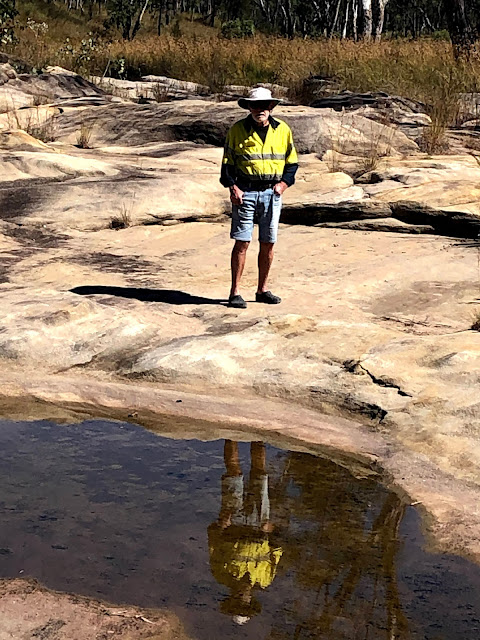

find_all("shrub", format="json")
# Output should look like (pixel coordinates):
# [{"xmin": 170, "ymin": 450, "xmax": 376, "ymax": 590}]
[{"xmin": 220, "ymin": 19, "xmax": 255, "ymax": 39}]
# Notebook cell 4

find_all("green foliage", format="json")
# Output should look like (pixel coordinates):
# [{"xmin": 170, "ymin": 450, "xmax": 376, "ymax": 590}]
[
  {"xmin": 431, "ymin": 29, "xmax": 451, "ymax": 41},
  {"xmin": 240, "ymin": 58, "xmax": 277, "ymax": 84},
  {"xmin": 104, "ymin": 0, "xmax": 139, "ymax": 40},
  {"xmin": 58, "ymin": 32, "xmax": 104, "ymax": 74},
  {"xmin": 170, "ymin": 17, "xmax": 182, "ymax": 38},
  {"xmin": 109, "ymin": 55, "xmax": 126, "ymax": 78},
  {"xmin": 0, "ymin": 0, "xmax": 18, "ymax": 44},
  {"xmin": 220, "ymin": 18, "xmax": 255, "ymax": 39}
]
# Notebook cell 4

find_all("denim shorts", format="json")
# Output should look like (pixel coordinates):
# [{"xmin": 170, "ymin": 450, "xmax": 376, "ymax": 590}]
[{"xmin": 231, "ymin": 188, "xmax": 282, "ymax": 244}]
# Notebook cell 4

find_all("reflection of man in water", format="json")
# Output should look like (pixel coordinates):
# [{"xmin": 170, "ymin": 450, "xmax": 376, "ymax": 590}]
[{"xmin": 208, "ymin": 440, "xmax": 282, "ymax": 625}]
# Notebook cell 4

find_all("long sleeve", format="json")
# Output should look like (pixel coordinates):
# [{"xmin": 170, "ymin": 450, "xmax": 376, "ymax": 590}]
[
  {"xmin": 281, "ymin": 127, "xmax": 298, "ymax": 186},
  {"xmin": 281, "ymin": 162, "xmax": 298, "ymax": 186},
  {"xmin": 220, "ymin": 128, "xmax": 236, "ymax": 187}
]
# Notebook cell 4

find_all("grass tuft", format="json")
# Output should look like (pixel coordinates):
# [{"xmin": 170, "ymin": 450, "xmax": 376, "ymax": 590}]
[
  {"xmin": 149, "ymin": 82, "xmax": 170, "ymax": 102},
  {"xmin": 472, "ymin": 310, "xmax": 480, "ymax": 331},
  {"xmin": 76, "ymin": 122, "xmax": 93, "ymax": 148},
  {"xmin": 109, "ymin": 202, "xmax": 132, "ymax": 230}
]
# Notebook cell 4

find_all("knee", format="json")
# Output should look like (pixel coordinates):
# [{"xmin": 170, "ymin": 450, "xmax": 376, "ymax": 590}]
[
  {"xmin": 259, "ymin": 242, "xmax": 275, "ymax": 254},
  {"xmin": 233, "ymin": 240, "xmax": 250, "ymax": 255}
]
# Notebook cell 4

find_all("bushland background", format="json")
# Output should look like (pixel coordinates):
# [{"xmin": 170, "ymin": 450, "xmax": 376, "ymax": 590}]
[{"xmin": 1, "ymin": 0, "xmax": 480, "ymax": 134}]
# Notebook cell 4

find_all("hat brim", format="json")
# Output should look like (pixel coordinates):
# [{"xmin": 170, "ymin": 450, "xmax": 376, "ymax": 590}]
[{"xmin": 238, "ymin": 97, "xmax": 282, "ymax": 110}]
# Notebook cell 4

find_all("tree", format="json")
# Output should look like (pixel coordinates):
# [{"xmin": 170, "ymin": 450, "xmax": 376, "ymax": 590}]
[
  {"xmin": 0, "ymin": 0, "xmax": 17, "ymax": 44},
  {"xmin": 443, "ymin": 0, "xmax": 477, "ymax": 57},
  {"xmin": 372, "ymin": 0, "xmax": 389, "ymax": 40},
  {"xmin": 360, "ymin": 0, "xmax": 373, "ymax": 39},
  {"xmin": 106, "ymin": 0, "xmax": 150, "ymax": 39}
]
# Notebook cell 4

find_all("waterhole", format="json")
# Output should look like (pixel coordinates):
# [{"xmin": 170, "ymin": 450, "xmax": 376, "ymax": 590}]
[{"xmin": 0, "ymin": 418, "xmax": 479, "ymax": 639}]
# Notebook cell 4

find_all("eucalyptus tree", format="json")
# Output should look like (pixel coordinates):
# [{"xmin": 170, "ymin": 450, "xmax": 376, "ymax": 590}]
[
  {"xmin": 442, "ymin": 0, "xmax": 477, "ymax": 57},
  {"xmin": 0, "ymin": 0, "xmax": 17, "ymax": 44}
]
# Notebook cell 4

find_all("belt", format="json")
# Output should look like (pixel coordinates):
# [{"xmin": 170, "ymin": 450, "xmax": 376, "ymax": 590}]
[{"xmin": 237, "ymin": 180, "xmax": 277, "ymax": 191}]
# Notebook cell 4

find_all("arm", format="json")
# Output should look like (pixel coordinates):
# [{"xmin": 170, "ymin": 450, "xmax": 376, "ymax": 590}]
[
  {"xmin": 220, "ymin": 128, "xmax": 244, "ymax": 205},
  {"xmin": 274, "ymin": 128, "xmax": 298, "ymax": 195}
]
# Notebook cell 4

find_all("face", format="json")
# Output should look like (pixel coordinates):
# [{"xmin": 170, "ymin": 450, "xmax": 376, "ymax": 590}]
[{"xmin": 249, "ymin": 101, "xmax": 274, "ymax": 125}]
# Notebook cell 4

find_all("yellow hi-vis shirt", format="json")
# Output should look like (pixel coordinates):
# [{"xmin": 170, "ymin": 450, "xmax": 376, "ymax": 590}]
[
  {"xmin": 209, "ymin": 526, "xmax": 283, "ymax": 590},
  {"xmin": 222, "ymin": 117, "xmax": 298, "ymax": 185}
]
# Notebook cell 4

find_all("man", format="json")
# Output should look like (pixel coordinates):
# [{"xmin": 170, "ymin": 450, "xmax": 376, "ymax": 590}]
[{"xmin": 220, "ymin": 87, "xmax": 298, "ymax": 309}]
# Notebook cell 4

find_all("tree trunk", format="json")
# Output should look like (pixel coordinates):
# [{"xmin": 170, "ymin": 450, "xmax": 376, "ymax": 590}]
[
  {"xmin": 329, "ymin": 0, "xmax": 343, "ymax": 38},
  {"xmin": 352, "ymin": 0, "xmax": 358, "ymax": 40},
  {"xmin": 279, "ymin": 0, "xmax": 295, "ymax": 38},
  {"xmin": 122, "ymin": 14, "xmax": 132, "ymax": 39},
  {"xmin": 360, "ymin": 0, "xmax": 372, "ymax": 40},
  {"xmin": 372, "ymin": 0, "xmax": 388, "ymax": 40},
  {"xmin": 209, "ymin": 0, "xmax": 215, "ymax": 26},
  {"xmin": 443, "ymin": 0, "xmax": 477, "ymax": 59},
  {"xmin": 342, "ymin": 0, "xmax": 349, "ymax": 38},
  {"xmin": 157, "ymin": 0, "xmax": 163, "ymax": 34},
  {"xmin": 131, "ymin": 0, "xmax": 150, "ymax": 39}
]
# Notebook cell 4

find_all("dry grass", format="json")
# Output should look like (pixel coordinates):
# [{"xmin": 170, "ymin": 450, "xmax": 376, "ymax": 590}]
[
  {"xmin": 109, "ymin": 201, "xmax": 132, "ymax": 229},
  {"xmin": 32, "ymin": 93, "xmax": 54, "ymax": 106},
  {"xmin": 4, "ymin": 105, "xmax": 57, "ymax": 141},
  {"xmin": 324, "ymin": 112, "xmax": 394, "ymax": 175},
  {"xmin": 76, "ymin": 122, "xmax": 93, "ymax": 148},
  {"xmin": 6, "ymin": 27, "xmax": 480, "ymax": 125},
  {"xmin": 472, "ymin": 310, "xmax": 480, "ymax": 331},
  {"xmin": 149, "ymin": 82, "xmax": 170, "ymax": 102}
]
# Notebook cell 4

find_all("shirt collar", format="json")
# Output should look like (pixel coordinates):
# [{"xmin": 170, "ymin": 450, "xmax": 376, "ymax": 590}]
[{"xmin": 245, "ymin": 114, "xmax": 279, "ymax": 132}]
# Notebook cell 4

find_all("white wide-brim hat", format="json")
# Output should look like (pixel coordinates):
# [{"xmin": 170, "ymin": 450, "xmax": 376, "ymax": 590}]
[{"xmin": 238, "ymin": 86, "xmax": 282, "ymax": 110}]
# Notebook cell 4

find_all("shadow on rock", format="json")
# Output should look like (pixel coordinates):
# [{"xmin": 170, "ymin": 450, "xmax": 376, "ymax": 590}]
[{"xmin": 70, "ymin": 285, "xmax": 225, "ymax": 305}]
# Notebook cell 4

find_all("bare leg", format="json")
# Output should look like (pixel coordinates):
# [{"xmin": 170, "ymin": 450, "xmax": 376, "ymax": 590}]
[
  {"xmin": 230, "ymin": 240, "xmax": 250, "ymax": 297},
  {"xmin": 250, "ymin": 442, "xmax": 266, "ymax": 474},
  {"xmin": 220, "ymin": 440, "xmax": 242, "ymax": 528},
  {"xmin": 257, "ymin": 242, "xmax": 275, "ymax": 294},
  {"xmin": 224, "ymin": 440, "xmax": 242, "ymax": 476}
]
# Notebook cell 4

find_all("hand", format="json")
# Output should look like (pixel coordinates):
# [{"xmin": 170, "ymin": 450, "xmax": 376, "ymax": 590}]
[
  {"xmin": 273, "ymin": 181, "xmax": 288, "ymax": 196},
  {"xmin": 230, "ymin": 185, "xmax": 244, "ymax": 205}
]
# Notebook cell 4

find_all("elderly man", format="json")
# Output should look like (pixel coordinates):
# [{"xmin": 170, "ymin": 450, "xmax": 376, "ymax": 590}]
[{"xmin": 220, "ymin": 87, "xmax": 298, "ymax": 309}]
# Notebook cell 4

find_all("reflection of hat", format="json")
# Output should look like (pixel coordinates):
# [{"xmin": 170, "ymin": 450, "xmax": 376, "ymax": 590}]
[
  {"xmin": 238, "ymin": 87, "xmax": 282, "ymax": 110},
  {"xmin": 233, "ymin": 615, "xmax": 250, "ymax": 626}
]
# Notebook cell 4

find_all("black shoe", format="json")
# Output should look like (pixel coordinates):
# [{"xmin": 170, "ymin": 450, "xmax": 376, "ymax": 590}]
[
  {"xmin": 255, "ymin": 291, "xmax": 281, "ymax": 304},
  {"xmin": 228, "ymin": 294, "xmax": 247, "ymax": 309}
]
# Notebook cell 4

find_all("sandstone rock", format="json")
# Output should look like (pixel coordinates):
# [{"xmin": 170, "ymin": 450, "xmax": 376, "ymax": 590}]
[
  {"xmin": 0, "ymin": 150, "xmax": 119, "ymax": 183},
  {"xmin": 50, "ymin": 99, "xmax": 418, "ymax": 157},
  {"xmin": 95, "ymin": 74, "xmax": 289, "ymax": 103},
  {"xmin": 355, "ymin": 104, "xmax": 431, "ymax": 127},
  {"xmin": 0, "ymin": 578, "xmax": 188, "ymax": 640},
  {"xmin": 2, "ymin": 193, "xmax": 480, "ymax": 561},
  {"xmin": 358, "ymin": 155, "xmax": 480, "ymax": 186},
  {"xmin": 0, "ymin": 52, "xmax": 33, "ymax": 74},
  {"xmin": 0, "ymin": 60, "xmax": 105, "ymax": 113},
  {"xmin": 6, "ymin": 64, "xmax": 480, "ymax": 566},
  {"xmin": 281, "ymin": 200, "xmax": 392, "ymax": 224},
  {"xmin": 0, "ymin": 104, "xmax": 59, "ymax": 133},
  {"xmin": 0, "ymin": 130, "xmax": 54, "ymax": 152},
  {"xmin": 318, "ymin": 217, "xmax": 435, "ymax": 233},
  {"xmin": 310, "ymin": 91, "xmax": 430, "ymax": 127}
]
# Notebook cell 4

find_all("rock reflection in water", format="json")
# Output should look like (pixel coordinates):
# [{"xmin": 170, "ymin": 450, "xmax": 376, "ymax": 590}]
[{"xmin": 209, "ymin": 439, "xmax": 409, "ymax": 639}]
